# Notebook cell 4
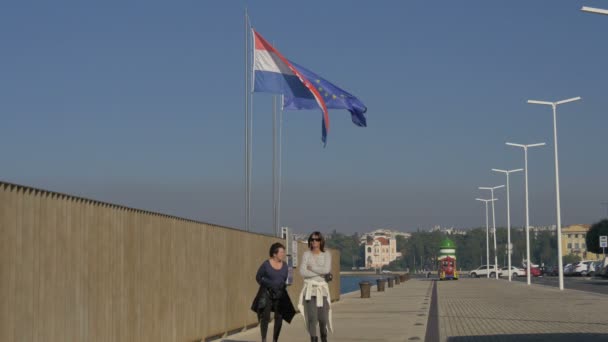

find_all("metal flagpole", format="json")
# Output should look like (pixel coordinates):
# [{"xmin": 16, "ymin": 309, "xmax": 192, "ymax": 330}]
[
  {"xmin": 248, "ymin": 19, "xmax": 255, "ymax": 233},
  {"xmin": 244, "ymin": 9, "xmax": 250, "ymax": 231},
  {"xmin": 277, "ymin": 95, "xmax": 283, "ymax": 237},
  {"xmin": 273, "ymin": 95, "xmax": 277, "ymax": 236}
]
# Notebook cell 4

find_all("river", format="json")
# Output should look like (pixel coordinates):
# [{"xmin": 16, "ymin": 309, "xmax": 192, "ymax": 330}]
[{"xmin": 340, "ymin": 274, "xmax": 385, "ymax": 294}]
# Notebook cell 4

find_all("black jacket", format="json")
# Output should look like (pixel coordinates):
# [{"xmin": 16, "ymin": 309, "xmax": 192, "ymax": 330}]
[{"xmin": 250, "ymin": 285, "xmax": 296, "ymax": 323}]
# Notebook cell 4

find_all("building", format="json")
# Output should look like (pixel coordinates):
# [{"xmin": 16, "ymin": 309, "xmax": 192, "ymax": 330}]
[
  {"xmin": 428, "ymin": 225, "xmax": 467, "ymax": 235},
  {"xmin": 529, "ymin": 225, "xmax": 556, "ymax": 238},
  {"xmin": 561, "ymin": 224, "xmax": 602, "ymax": 260},
  {"xmin": 359, "ymin": 228, "xmax": 411, "ymax": 245},
  {"xmin": 364, "ymin": 235, "xmax": 402, "ymax": 269}
]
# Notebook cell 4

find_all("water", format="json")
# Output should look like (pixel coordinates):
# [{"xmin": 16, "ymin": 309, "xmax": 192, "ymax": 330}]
[{"xmin": 340, "ymin": 275, "xmax": 383, "ymax": 294}]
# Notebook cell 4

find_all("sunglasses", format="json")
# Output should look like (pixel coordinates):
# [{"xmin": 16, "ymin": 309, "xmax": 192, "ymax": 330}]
[{"xmin": 310, "ymin": 238, "xmax": 322, "ymax": 242}]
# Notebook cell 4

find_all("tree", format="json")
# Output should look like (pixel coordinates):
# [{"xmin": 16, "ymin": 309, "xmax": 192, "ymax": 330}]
[
  {"xmin": 585, "ymin": 219, "xmax": 608, "ymax": 254},
  {"xmin": 563, "ymin": 253, "xmax": 581, "ymax": 265},
  {"xmin": 325, "ymin": 231, "xmax": 362, "ymax": 270},
  {"xmin": 533, "ymin": 231, "xmax": 557, "ymax": 266},
  {"xmin": 395, "ymin": 235, "xmax": 408, "ymax": 252}
]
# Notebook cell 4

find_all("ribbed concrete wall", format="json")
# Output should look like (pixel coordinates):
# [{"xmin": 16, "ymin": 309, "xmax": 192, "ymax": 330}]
[{"xmin": 0, "ymin": 181, "xmax": 340, "ymax": 342}]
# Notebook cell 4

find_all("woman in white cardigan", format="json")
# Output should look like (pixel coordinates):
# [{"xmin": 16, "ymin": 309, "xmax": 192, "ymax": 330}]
[{"xmin": 298, "ymin": 231, "xmax": 332, "ymax": 342}]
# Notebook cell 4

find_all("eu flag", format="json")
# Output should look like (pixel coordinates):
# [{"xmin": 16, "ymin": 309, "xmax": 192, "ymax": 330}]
[{"xmin": 285, "ymin": 62, "xmax": 367, "ymax": 131}]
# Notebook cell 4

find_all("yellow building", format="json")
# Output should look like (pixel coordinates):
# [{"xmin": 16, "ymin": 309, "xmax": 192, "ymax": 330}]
[{"xmin": 561, "ymin": 224, "xmax": 603, "ymax": 260}]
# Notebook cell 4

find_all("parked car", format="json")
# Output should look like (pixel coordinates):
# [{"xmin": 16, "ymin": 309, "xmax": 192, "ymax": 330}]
[
  {"xmin": 520, "ymin": 261, "xmax": 542, "ymax": 277},
  {"xmin": 579, "ymin": 261, "xmax": 595, "ymax": 276},
  {"xmin": 529, "ymin": 266, "xmax": 542, "ymax": 277},
  {"xmin": 469, "ymin": 265, "xmax": 499, "ymax": 278},
  {"xmin": 594, "ymin": 257, "xmax": 608, "ymax": 278},
  {"xmin": 499, "ymin": 266, "xmax": 525, "ymax": 278},
  {"xmin": 573, "ymin": 261, "xmax": 593, "ymax": 276},
  {"xmin": 586, "ymin": 261, "xmax": 602, "ymax": 277},
  {"xmin": 563, "ymin": 263, "xmax": 574, "ymax": 276},
  {"xmin": 545, "ymin": 265, "xmax": 559, "ymax": 276}
]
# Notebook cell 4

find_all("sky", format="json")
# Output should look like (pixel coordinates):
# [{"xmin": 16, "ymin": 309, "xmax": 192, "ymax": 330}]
[{"xmin": 1, "ymin": 1, "xmax": 607, "ymax": 236}]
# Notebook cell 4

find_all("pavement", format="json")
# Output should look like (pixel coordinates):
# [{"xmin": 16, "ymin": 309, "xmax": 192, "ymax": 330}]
[
  {"xmin": 221, "ymin": 278, "xmax": 432, "ymax": 342},
  {"xmin": 219, "ymin": 277, "xmax": 608, "ymax": 342},
  {"xmin": 508, "ymin": 274, "xmax": 608, "ymax": 295},
  {"xmin": 438, "ymin": 278, "xmax": 608, "ymax": 341}
]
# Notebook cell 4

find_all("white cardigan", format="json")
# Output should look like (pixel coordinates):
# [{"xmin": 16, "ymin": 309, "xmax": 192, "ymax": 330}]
[
  {"xmin": 298, "ymin": 250, "xmax": 333, "ymax": 332},
  {"xmin": 298, "ymin": 279, "xmax": 333, "ymax": 333}
]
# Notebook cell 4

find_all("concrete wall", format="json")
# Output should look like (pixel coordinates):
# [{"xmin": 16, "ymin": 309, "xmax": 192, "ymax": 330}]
[{"xmin": 0, "ymin": 181, "xmax": 340, "ymax": 342}]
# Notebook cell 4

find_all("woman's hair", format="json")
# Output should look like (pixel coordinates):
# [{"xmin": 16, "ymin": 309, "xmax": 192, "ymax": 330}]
[
  {"xmin": 307, "ymin": 231, "xmax": 325, "ymax": 252},
  {"xmin": 269, "ymin": 242, "xmax": 286, "ymax": 257}
]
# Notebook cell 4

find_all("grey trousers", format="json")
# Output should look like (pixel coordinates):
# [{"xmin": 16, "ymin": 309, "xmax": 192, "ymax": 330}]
[{"xmin": 303, "ymin": 296, "xmax": 329, "ymax": 337}]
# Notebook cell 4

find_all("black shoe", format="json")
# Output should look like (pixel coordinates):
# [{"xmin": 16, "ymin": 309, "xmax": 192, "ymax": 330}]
[
  {"xmin": 321, "ymin": 334, "xmax": 327, "ymax": 342},
  {"xmin": 311, "ymin": 337, "xmax": 318, "ymax": 342}
]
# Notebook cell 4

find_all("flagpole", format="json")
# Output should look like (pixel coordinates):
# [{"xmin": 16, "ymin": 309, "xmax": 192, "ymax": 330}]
[
  {"xmin": 271, "ymin": 41, "xmax": 280, "ymax": 237},
  {"xmin": 272, "ymin": 95, "xmax": 277, "ymax": 236},
  {"xmin": 278, "ymin": 94, "xmax": 283, "ymax": 237},
  {"xmin": 248, "ymin": 22, "xmax": 255, "ymax": 233},
  {"xmin": 244, "ymin": 9, "xmax": 250, "ymax": 232}
]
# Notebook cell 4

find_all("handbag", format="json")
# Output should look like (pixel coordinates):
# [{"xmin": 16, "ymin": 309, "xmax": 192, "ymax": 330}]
[{"xmin": 324, "ymin": 273, "xmax": 333, "ymax": 282}]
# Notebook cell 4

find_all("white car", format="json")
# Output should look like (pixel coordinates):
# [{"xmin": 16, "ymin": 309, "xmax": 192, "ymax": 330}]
[
  {"xmin": 499, "ymin": 266, "xmax": 525, "ymax": 278},
  {"xmin": 575, "ymin": 260, "xmax": 595, "ymax": 276},
  {"xmin": 586, "ymin": 261, "xmax": 601, "ymax": 277},
  {"xmin": 469, "ymin": 265, "xmax": 499, "ymax": 278}
]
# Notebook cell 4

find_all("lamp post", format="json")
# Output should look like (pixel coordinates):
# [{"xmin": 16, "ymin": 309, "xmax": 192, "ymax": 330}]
[
  {"xmin": 479, "ymin": 185, "xmax": 504, "ymax": 279},
  {"xmin": 476, "ymin": 198, "xmax": 498, "ymax": 278},
  {"xmin": 527, "ymin": 96, "xmax": 581, "ymax": 290},
  {"xmin": 506, "ymin": 142, "xmax": 546, "ymax": 285},
  {"xmin": 492, "ymin": 168, "xmax": 523, "ymax": 281}
]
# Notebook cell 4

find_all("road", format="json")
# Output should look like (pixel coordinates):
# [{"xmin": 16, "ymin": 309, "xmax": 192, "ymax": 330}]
[
  {"xmin": 421, "ymin": 270, "xmax": 608, "ymax": 295},
  {"xmin": 506, "ymin": 274, "xmax": 608, "ymax": 295}
]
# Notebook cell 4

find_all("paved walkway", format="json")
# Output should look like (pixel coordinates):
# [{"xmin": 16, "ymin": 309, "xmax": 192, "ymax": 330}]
[
  {"xmin": 222, "ymin": 279, "xmax": 432, "ymax": 342},
  {"xmin": 438, "ymin": 278, "xmax": 608, "ymax": 341},
  {"xmin": 221, "ymin": 278, "xmax": 608, "ymax": 342}
]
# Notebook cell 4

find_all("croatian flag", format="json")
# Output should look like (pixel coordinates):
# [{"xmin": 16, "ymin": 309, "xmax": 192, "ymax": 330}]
[{"xmin": 252, "ymin": 29, "xmax": 367, "ymax": 144}]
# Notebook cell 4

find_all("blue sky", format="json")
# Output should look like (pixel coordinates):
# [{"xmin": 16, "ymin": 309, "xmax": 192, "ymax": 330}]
[{"xmin": 1, "ymin": 1, "xmax": 607, "ymax": 235}]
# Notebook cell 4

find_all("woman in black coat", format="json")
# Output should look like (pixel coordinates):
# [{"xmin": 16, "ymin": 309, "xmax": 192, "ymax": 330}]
[{"xmin": 251, "ymin": 242, "xmax": 295, "ymax": 342}]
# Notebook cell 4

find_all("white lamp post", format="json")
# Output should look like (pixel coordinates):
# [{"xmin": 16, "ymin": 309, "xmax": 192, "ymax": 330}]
[
  {"xmin": 581, "ymin": 6, "xmax": 608, "ymax": 15},
  {"xmin": 476, "ymin": 198, "xmax": 498, "ymax": 278},
  {"xmin": 479, "ymin": 185, "xmax": 504, "ymax": 279},
  {"xmin": 527, "ymin": 96, "xmax": 580, "ymax": 290},
  {"xmin": 506, "ymin": 142, "xmax": 545, "ymax": 285},
  {"xmin": 492, "ymin": 168, "xmax": 523, "ymax": 282}
]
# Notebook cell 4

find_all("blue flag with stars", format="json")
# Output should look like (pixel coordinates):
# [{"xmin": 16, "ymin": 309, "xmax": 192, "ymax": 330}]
[{"xmin": 283, "ymin": 61, "xmax": 367, "ymax": 143}]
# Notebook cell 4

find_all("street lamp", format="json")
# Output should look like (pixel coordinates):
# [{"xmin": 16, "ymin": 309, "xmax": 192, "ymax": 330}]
[
  {"xmin": 492, "ymin": 168, "xmax": 523, "ymax": 282},
  {"xmin": 506, "ymin": 142, "xmax": 545, "ymax": 285},
  {"xmin": 528, "ymin": 96, "xmax": 581, "ymax": 291},
  {"xmin": 479, "ymin": 185, "xmax": 504, "ymax": 279},
  {"xmin": 476, "ymin": 198, "xmax": 498, "ymax": 278},
  {"xmin": 581, "ymin": 6, "xmax": 608, "ymax": 15}
]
